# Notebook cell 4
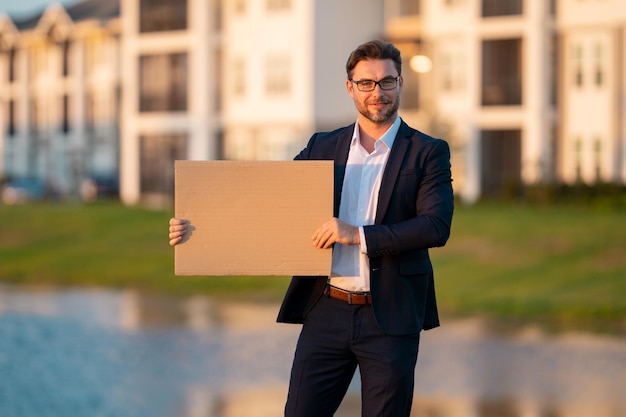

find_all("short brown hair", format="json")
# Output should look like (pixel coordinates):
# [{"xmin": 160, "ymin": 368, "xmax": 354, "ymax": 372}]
[{"xmin": 346, "ymin": 40, "xmax": 402, "ymax": 80}]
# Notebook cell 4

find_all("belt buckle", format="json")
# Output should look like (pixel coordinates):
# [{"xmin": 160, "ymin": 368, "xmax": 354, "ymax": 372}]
[
  {"xmin": 347, "ymin": 292, "xmax": 354, "ymax": 304},
  {"xmin": 347, "ymin": 291, "xmax": 368, "ymax": 304}
]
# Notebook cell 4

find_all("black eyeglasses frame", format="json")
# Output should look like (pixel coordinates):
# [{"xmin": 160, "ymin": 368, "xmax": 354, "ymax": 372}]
[{"xmin": 349, "ymin": 76, "xmax": 400, "ymax": 92}]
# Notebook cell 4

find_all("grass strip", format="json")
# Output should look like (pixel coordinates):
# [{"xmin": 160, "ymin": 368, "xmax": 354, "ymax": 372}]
[{"xmin": 1, "ymin": 202, "xmax": 625, "ymax": 330}]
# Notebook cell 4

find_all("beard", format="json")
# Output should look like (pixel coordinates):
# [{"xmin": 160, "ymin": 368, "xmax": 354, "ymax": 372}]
[{"xmin": 356, "ymin": 96, "xmax": 400, "ymax": 124}]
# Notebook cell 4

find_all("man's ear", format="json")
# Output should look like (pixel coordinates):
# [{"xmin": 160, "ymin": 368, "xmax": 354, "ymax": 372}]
[{"xmin": 346, "ymin": 79, "xmax": 355, "ymax": 99}]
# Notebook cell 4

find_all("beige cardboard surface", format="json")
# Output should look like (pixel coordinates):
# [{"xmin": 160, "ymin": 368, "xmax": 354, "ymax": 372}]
[{"xmin": 174, "ymin": 160, "xmax": 333, "ymax": 276}]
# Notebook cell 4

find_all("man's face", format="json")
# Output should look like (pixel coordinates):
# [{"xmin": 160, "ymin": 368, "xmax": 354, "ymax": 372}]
[{"xmin": 346, "ymin": 59, "xmax": 403, "ymax": 125}]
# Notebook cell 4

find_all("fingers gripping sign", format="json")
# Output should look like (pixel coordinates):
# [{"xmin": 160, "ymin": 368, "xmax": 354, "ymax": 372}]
[
  {"xmin": 168, "ymin": 218, "xmax": 189, "ymax": 246},
  {"xmin": 311, "ymin": 218, "xmax": 360, "ymax": 249}
]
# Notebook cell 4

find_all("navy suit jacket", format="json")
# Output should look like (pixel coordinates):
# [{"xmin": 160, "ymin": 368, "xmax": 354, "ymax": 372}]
[{"xmin": 276, "ymin": 120, "xmax": 454, "ymax": 335}]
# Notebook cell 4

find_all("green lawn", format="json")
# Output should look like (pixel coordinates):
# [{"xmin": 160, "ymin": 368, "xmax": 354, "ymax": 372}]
[
  {"xmin": 1, "ymin": 202, "xmax": 625, "ymax": 330},
  {"xmin": 0, "ymin": 202, "xmax": 290, "ymax": 301},
  {"xmin": 430, "ymin": 203, "xmax": 626, "ymax": 330}
]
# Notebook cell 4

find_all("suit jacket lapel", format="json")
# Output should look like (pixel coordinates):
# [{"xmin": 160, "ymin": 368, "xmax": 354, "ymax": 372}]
[
  {"xmin": 333, "ymin": 127, "xmax": 353, "ymax": 217},
  {"xmin": 375, "ymin": 122, "xmax": 411, "ymax": 224}
]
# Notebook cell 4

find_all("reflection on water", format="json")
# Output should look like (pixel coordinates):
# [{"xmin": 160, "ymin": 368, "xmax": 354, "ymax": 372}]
[{"xmin": 0, "ymin": 285, "xmax": 625, "ymax": 417}]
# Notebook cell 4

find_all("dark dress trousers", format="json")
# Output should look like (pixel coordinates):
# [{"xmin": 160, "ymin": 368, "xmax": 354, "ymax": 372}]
[{"xmin": 277, "ymin": 120, "xmax": 454, "ymax": 336}]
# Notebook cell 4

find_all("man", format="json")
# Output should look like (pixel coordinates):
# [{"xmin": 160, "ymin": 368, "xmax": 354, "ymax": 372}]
[{"xmin": 169, "ymin": 40, "xmax": 454, "ymax": 417}]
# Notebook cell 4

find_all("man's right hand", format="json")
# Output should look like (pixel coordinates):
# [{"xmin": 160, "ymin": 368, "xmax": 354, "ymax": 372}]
[{"xmin": 169, "ymin": 218, "xmax": 189, "ymax": 246}]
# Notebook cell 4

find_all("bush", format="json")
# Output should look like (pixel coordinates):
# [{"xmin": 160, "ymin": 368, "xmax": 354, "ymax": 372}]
[{"xmin": 511, "ymin": 182, "xmax": 626, "ymax": 209}]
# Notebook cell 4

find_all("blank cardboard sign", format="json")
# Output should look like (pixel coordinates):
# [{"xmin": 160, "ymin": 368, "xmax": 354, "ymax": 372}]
[{"xmin": 174, "ymin": 160, "xmax": 333, "ymax": 276}]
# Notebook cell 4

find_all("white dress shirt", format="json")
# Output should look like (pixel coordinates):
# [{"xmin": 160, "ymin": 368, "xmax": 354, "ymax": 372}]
[{"xmin": 329, "ymin": 116, "xmax": 401, "ymax": 292}]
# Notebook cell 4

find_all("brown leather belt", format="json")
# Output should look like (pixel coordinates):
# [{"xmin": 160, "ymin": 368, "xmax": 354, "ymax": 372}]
[{"xmin": 325, "ymin": 285, "xmax": 372, "ymax": 305}]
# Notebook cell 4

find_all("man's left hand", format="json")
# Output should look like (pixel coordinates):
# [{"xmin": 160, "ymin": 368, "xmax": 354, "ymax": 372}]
[{"xmin": 312, "ymin": 218, "xmax": 360, "ymax": 249}]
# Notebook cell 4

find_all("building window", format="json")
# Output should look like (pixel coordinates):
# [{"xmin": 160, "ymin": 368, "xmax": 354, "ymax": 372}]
[
  {"xmin": 482, "ymin": 39, "xmax": 522, "ymax": 106},
  {"xmin": 85, "ymin": 36, "xmax": 102, "ymax": 75},
  {"xmin": 8, "ymin": 48, "xmax": 16, "ymax": 82},
  {"xmin": 213, "ymin": 0, "xmax": 223, "ymax": 31},
  {"xmin": 233, "ymin": 58, "xmax": 246, "ymax": 96},
  {"xmin": 573, "ymin": 44, "xmax": 584, "ymax": 87},
  {"xmin": 574, "ymin": 137, "xmax": 582, "ymax": 182},
  {"xmin": 86, "ymin": 92, "xmax": 96, "ymax": 133},
  {"xmin": 265, "ymin": 54, "xmax": 291, "ymax": 95},
  {"xmin": 62, "ymin": 95, "xmax": 70, "ymax": 133},
  {"xmin": 30, "ymin": 47, "xmax": 47, "ymax": 80},
  {"xmin": 395, "ymin": 41, "xmax": 424, "ymax": 109},
  {"xmin": 234, "ymin": 0, "xmax": 246, "ymax": 14},
  {"xmin": 594, "ymin": 43, "xmax": 604, "ymax": 87},
  {"xmin": 440, "ymin": 51, "xmax": 465, "ymax": 92},
  {"xmin": 266, "ymin": 0, "xmax": 291, "ymax": 11},
  {"xmin": 30, "ymin": 99, "xmax": 40, "ymax": 134},
  {"xmin": 549, "ymin": 36, "xmax": 558, "ymax": 105},
  {"xmin": 550, "ymin": 0, "xmax": 556, "ymax": 14},
  {"xmin": 442, "ymin": 54, "xmax": 453, "ymax": 91},
  {"xmin": 214, "ymin": 48, "xmax": 222, "ymax": 111},
  {"xmin": 594, "ymin": 138, "xmax": 602, "ymax": 182},
  {"xmin": 7, "ymin": 99, "xmax": 16, "ymax": 136},
  {"xmin": 482, "ymin": 0, "xmax": 522, "ymax": 17},
  {"xmin": 139, "ymin": 53, "xmax": 188, "ymax": 112},
  {"xmin": 480, "ymin": 129, "xmax": 522, "ymax": 198},
  {"xmin": 139, "ymin": 0, "xmax": 187, "ymax": 33},
  {"xmin": 139, "ymin": 133, "xmax": 187, "ymax": 195},
  {"xmin": 62, "ymin": 40, "xmax": 70, "ymax": 77},
  {"xmin": 86, "ymin": 92, "xmax": 114, "ymax": 139},
  {"xmin": 401, "ymin": 57, "xmax": 419, "ymax": 109},
  {"xmin": 573, "ymin": 44, "xmax": 583, "ymax": 87},
  {"xmin": 400, "ymin": 0, "xmax": 420, "ymax": 15}
]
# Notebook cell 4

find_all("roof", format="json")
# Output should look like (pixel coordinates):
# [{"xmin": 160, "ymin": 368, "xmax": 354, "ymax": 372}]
[
  {"xmin": 66, "ymin": 0, "xmax": 120, "ymax": 22},
  {"xmin": 13, "ymin": 0, "xmax": 119, "ymax": 30}
]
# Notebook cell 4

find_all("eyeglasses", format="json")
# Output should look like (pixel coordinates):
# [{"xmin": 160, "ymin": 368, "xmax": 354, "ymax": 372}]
[{"xmin": 350, "ymin": 76, "xmax": 400, "ymax": 92}]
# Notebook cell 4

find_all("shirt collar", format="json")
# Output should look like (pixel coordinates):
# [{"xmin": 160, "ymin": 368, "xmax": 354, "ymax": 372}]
[{"xmin": 351, "ymin": 116, "xmax": 401, "ymax": 150}]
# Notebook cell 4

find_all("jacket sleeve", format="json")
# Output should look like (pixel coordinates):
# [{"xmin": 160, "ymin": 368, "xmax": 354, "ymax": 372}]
[{"xmin": 364, "ymin": 139, "xmax": 454, "ymax": 255}]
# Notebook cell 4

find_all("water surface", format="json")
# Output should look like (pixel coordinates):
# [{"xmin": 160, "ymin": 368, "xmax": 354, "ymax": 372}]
[{"xmin": 0, "ymin": 286, "xmax": 624, "ymax": 417}]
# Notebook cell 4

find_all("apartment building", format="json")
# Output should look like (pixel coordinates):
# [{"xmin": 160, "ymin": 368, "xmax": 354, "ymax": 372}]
[
  {"xmin": 557, "ymin": 0, "xmax": 626, "ymax": 185},
  {"xmin": 118, "ymin": 0, "xmax": 221, "ymax": 205},
  {"xmin": 1, "ymin": 0, "xmax": 624, "ymax": 205},
  {"xmin": 386, "ymin": 0, "xmax": 560, "ymax": 203},
  {"xmin": 121, "ymin": 0, "xmax": 384, "ymax": 205},
  {"xmin": 0, "ymin": 0, "xmax": 120, "ymax": 199},
  {"xmin": 221, "ymin": 0, "xmax": 384, "ymax": 162},
  {"xmin": 1, "ymin": 0, "xmax": 384, "ymax": 205}
]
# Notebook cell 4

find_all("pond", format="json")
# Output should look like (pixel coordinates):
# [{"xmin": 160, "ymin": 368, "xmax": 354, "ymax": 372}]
[{"xmin": 0, "ymin": 285, "xmax": 624, "ymax": 417}]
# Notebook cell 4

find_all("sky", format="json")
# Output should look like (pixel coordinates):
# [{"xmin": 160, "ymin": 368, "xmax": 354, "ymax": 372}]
[{"xmin": 0, "ymin": 0, "xmax": 81, "ymax": 19}]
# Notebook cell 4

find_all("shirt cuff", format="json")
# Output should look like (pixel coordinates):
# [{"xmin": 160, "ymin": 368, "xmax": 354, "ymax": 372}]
[{"xmin": 359, "ymin": 226, "xmax": 368, "ymax": 254}]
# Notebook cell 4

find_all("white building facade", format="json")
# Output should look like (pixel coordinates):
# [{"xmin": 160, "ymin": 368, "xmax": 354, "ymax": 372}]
[
  {"xmin": 119, "ymin": 0, "xmax": 222, "ymax": 205},
  {"xmin": 1, "ymin": 0, "xmax": 624, "ymax": 205},
  {"xmin": 557, "ymin": 0, "xmax": 626, "ymax": 185},
  {"xmin": 220, "ymin": 0, "xmax": 384, "ymax": 162},
  {"xmin": 386, "ymin": 0, "xmax": 560, "ymax": 203},
  {"xmin": 0, "ymin": 1, "xmax": 121, "ymax": 199}
]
